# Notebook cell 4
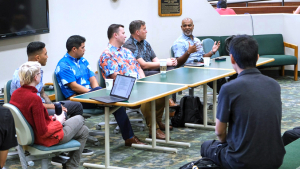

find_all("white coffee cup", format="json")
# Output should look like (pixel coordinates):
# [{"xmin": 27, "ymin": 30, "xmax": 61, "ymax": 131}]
[
  {"xmin": 160, "ymin": 59, "xmax": 167, "ymax": 74},
  {"xmin": 105, "ymin": 79, "xmax": 113, "ymax": 90},
  {"xmin": 129, "ymin": 73, "xmax": 137, "ymax": 84},
  {"xmin": 203, "ymin": 57, "xmax": 211, "ymax": 67}
]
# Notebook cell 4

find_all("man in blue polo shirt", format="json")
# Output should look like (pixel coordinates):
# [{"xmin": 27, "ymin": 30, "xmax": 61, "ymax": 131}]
[
  {"xmin": 55, "ymin": 35, "xmax": 145, "ymax": 146},
  {"xmin": 200, "ymin": 35, "xmax": 285, "ymax": 168}
]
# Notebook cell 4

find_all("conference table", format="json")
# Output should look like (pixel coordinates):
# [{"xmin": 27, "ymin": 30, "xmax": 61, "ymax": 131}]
[
  {"xmin": 202, "ymin": 56, "xmax": 275, "ymax": 70},
  {"xmin": 139, "ymin": 67, "xmax": 236, "ymax": 129},
  {"xmin": 182, "ymin": 56, "xmax": 275, "ymax": 129},
  {"xmin": 70, "ymin": 56, "xmax": 274, "ymax": 168},
  {"xmin": 71, "ymin": 82, "xmax": 188, "ymax": 169}
]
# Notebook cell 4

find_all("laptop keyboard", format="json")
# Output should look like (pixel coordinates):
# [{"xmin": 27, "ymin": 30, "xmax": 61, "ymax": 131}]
[{"xmin": 99, "ymin": 96, "xmax": 122, "ymax": 102}]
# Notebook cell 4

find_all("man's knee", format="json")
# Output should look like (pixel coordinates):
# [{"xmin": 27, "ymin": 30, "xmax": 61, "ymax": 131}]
[{"xmin": 65, "ymin": 115, "xmax": 85, "ymax": 127}]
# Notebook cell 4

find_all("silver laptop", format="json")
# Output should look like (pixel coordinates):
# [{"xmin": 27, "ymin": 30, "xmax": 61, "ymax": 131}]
[{"xmin": 90, "ymin": 74, "xmax": 136, "ymax": 103}]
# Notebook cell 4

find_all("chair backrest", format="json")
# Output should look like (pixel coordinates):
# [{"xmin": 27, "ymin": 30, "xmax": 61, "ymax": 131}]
[
  {"xmin": 3, "ymin": 103, "xmax": 34, "ymax": 146},
  {"xmin": 52, "ymin": 72, "xmax": 65, "ymax": 101},
  {"xmin": 202, "ymin": 38, "xmax": 220, "ymax": 59},
  {"xmin": 4, "ymin": 80, "xmax": 12, "ymax": 103},
  {"xmin": 97, "ymin": 61, "xmax": 106, "ymax": 88},
  {"xmin": 170, "ymin": 46, "xmax": 175, "ymax": 58}
]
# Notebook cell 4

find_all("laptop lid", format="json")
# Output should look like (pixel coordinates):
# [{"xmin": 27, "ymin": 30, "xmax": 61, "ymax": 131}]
[{"xmin": 109, "ymin": 74, "xmax": 136, "ymax": 100}]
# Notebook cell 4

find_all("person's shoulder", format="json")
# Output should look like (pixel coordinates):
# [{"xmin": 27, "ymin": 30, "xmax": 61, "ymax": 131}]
[
  {"xmin": 57, "ymin": 55, "xmax": 69, "ymax": 65},
  {"xmin": 80, "ymin": 57, "xmax": 89, "ymax": 64},
  {"xmin": 261, "ymin": 74, "xmax": 280, "ymax": 87},
  {"xmin": 124, "ymin": 37, "xmax": 134, "ymax": 46}
]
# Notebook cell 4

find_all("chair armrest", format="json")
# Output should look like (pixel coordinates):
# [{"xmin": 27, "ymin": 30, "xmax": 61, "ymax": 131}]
[{"xmin": 284, "ymin": 42, "xmax": 298, "ymax": 60}]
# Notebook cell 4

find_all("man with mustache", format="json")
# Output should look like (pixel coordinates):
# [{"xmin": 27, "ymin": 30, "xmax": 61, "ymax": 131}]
[{"xmin": 172, "ymin": 18, "xmax": 225, "ymax": 93}]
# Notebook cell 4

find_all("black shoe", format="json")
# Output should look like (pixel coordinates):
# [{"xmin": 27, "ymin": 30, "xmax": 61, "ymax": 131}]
[
  {"xmin": 82, "ymin": 149, "xmax": 94, "ymax": 156},
  {"xmin": 51, "ymin": 156, "xmax": 68, "ymax": 167}
]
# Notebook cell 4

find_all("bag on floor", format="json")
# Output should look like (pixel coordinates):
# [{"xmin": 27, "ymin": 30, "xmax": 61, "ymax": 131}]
[
  {"xmin": 171, "ymin": 96, "xmax": 203, "ymax": 127},
  {"xmin": 179, "ymin": 157, "xmax": 221, "ymax": 169}
]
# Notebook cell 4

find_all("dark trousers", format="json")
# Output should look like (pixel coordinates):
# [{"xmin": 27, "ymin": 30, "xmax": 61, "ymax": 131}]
[
  {"xmin": 201, "ymin": 140, "xmax": 232, "ymax": 169},
  {"xmin": 47, "ymin": 100, "xmax": 83, "ymax": 118},
  {"xmin": 81, "ymin": 87, "xmax": 134, "ymax": 140},
  {"xmin": 282, "ymin": 126, "xmax": 300, "ymax": 146}
]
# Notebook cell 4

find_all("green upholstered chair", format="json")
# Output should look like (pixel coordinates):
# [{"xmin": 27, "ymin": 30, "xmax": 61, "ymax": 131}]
[
  {"xmin": 202, "ymin": 38, "xmax": 220, "ymax": 59},
  {"xmin": 3, "ymin": 103, "xmax": 80, "ymax": 169},
  {"xmin": 4, "ymin": 80, "xmax": 12, "ymax": 103},
  {"xmin": 279, "ymin": 139, "xmax": 300, "ymax": 168},
  {"xmin": 197, "ymin": 34, "xmax": 298, "ymax": 81}
]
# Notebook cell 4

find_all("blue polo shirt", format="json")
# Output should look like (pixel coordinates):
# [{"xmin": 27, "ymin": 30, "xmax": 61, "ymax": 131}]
[{"xmin": 55, "ymin": 52, "xmax": 95, "ymax": 98}]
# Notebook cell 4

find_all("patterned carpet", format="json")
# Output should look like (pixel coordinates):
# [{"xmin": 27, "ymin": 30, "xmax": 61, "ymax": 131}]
[{"xmin": 4, "ymin": 75, "xmax": 300, "ymax": 169}]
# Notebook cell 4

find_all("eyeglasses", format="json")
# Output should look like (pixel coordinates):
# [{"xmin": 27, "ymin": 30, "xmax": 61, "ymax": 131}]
[{"xmin": 35, "ymin": 70, "xmax": 43, "ymax": 76}]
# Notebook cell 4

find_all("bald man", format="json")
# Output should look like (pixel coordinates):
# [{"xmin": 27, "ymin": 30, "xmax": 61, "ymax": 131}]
[
  {"xmin": 172, "ymin": 18, "xmax": 226, "ymax": 93},
  {"xmin": 172, "ymin": 18, "xmax": 220, "ymax": 67}
]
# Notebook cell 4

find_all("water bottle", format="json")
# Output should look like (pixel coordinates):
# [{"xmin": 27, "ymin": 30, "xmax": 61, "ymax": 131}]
[{"xmin": 54, "ymin": 102, "xmax": 65, "ymax": 115}]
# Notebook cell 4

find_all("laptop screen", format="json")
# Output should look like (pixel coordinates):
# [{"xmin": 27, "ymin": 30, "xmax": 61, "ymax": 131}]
[{"xmin": 110, "ymin": 75, "xmax": 135, "ymax": 99}]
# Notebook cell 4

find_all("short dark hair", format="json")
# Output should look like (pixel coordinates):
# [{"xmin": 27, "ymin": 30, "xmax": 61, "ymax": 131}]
[
  {"xmin": 27, "ymin": 41, "xmax": 45, "ymax": 57},
  {"xmin": 66, "ymin": 35, "xmax": 86, "ymax": 52},
  {"xmin": 107, "ymin": 24, "xmax": 124, "ymax": 40},
  {"xmin": 229, "ymin": 35, "xmax": 258, "ymax": 69},
  {"xmin": 217, "ymin": 0, "xmax": 227, "ymax": 8},
  {"xmin": 129, "ymin": 20, "xmax": 145, "ymax": 34}
]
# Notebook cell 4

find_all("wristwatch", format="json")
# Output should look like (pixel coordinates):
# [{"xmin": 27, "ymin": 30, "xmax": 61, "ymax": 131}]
[{"xmin": 211, "ymin": 50, "xmax": 215, "ymax": 55}]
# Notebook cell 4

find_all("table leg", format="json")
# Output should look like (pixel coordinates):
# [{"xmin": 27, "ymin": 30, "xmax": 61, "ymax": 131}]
[
  {"xmin": 189, "ymin": 87, "xmax": 194, "ymax": 96},
  {"xmin": 212, "ymin": 80, "xmax": 217, "ymax": 123},
  {"xmin": 83, "ymin": 107, "xmax": 126, "ymax": 169},
  {"xmin": 185, "ymin": 84, "xmax": 215, "ymax": 130},
  {"xmin": 144, "ymin": 96, "xmax": 190, "ymax": 147},
  {"xmin": 132, "ymin": 100, "xmax": 179, "ymax": 152}
]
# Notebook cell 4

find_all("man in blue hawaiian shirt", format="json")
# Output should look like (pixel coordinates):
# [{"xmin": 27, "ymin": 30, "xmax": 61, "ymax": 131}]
[{"xmin": 56, "ymin": 35, "xmax": 146, "ymax": 146}]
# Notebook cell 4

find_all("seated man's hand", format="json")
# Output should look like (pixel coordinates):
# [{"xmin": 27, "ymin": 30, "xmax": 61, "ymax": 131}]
[
  {"xmin": 212, "ymin": 41, "xmax": 221, "ymax": 53},
  {"xmin": 62, "ymin": 105, "xmax": 68, "ymax": 113},
  {"xmin": 167, "ymin": 58, "xmax": 178, "ymax": 66},
  {"xmin": 187, "ymin": 41, "xmax": 197, "ymax": 54}
]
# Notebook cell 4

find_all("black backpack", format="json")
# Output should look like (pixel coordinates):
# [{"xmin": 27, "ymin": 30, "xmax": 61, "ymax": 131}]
[
  {"xmin": 171, "ymin": 95, "xmax": 203, "ymax": 127},
  {"xmin": 179, "ymin": 157, "xmax": 221, "ymax": 169}
]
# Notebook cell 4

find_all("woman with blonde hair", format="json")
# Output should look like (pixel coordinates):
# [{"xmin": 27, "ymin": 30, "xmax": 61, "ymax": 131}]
[{"xmin": 10, "ymin": 61, "xmax": 88, "ymax": 168}]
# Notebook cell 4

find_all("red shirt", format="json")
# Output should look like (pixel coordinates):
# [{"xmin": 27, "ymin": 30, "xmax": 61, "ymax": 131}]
[
  {"xmin": 216, "ymin": 8, "xmax": 236, "ymax": 15},
  {"xmin": 10, "ymin": 85, "xmax": 64, "ymax": 147}
]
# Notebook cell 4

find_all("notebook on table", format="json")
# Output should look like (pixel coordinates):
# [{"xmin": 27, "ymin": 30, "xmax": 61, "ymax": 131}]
[{"xmin": 90, "ymin": 74, "xmax": 136, "ymax": 103}]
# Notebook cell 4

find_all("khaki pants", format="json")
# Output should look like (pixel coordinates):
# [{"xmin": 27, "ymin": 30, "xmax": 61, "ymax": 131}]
[{"xmin": 140, "ymin": 97, "xmax": 165, "ymax": 129}]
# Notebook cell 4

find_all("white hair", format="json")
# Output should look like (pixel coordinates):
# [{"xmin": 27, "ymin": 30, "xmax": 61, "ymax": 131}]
[{"xmin": 18, "ymin": 61, "xmax": 41, "ymax": 86}]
